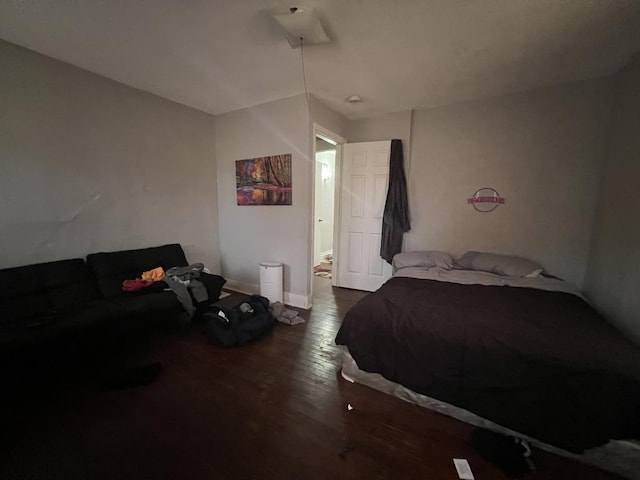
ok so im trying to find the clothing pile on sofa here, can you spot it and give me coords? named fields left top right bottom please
left=120, top=262, right=220, bottom=318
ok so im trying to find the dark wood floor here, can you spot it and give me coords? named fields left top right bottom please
left=0, top=277, right=622, bottom=479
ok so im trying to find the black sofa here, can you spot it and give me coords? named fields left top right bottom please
left=0, top=244, right=225, bottom=386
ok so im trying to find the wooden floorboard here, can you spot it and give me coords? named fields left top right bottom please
left=0, top=277, right=623, bottom=479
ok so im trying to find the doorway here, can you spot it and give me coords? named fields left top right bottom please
left=313, top=134, right=336, bottom=282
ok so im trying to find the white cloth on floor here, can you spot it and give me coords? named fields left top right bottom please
left=270, top=301, right=305, bottom=325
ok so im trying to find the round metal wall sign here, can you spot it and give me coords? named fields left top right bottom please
left=467, top=188, right=505, bottom=212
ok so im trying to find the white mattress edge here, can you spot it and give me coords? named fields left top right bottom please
left=340, top=347, right=640, bottom=480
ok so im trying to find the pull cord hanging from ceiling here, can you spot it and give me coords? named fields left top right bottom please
left=299, top=37, right=312, bottom=114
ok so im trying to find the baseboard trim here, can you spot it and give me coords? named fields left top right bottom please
left=224, top=279, right=311, bottom=310
left=223, top=279, right=259, bottom=296
left=285, top=292, right=312, bottom=310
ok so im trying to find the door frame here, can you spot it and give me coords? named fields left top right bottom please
left=311, top=123, right=346, bottom=298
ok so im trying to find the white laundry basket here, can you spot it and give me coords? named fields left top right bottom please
left=259, top=262, right=283, bottom=304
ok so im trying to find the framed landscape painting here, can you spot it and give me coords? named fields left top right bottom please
left=236, top=154, right=292, bottom=206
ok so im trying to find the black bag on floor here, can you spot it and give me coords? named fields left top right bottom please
left=471, top=428, right=534, bottom=478
left=203, top=295, right=275, bottom=347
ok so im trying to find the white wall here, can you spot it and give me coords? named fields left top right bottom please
left=310, top=95, right=350, bottom=141
left=404, top=79, right=614, bottom=288
left=215, top=95, right=312, bottom=307
left=584, top=59, right=640, bottom=344
left=0, top=40, right=220, bottom=270
left=347, top=110, right=412, bottom=164
left=4, top=38, right=623, bottom=315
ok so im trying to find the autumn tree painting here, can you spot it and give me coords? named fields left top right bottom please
left=236, top=154, right=292, bottom=205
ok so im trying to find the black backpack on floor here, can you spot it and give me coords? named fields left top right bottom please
left=202, top=295, right=275, bottom=347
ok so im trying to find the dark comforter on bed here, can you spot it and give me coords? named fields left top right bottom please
left=335, top=276, right=640, bottom=452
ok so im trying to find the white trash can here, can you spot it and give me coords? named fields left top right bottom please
left=259, top=261, right=283, bottom=304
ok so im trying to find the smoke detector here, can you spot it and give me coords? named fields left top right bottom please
left=272, top=7, right=330, bottom=48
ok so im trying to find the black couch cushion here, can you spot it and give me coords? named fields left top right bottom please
left=0, top=294, right=183, bottom=358
left=87, top=244, right=188, bottom=298
left=0, top=300, right=124, bottom=351
left=109, top=291, right=183, bottom=317
left=0, top=259, right=100, bottom=325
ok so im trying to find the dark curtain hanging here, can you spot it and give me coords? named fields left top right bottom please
left=380, top=139, right=411, bottom=264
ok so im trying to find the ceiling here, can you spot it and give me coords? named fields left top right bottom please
left=1, top=0, right=640, bottom=120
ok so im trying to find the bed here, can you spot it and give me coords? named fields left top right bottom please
left=335, top=251, right=640, bottom=478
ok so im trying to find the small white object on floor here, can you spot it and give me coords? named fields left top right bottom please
left=270, top=301, right=305, bottom=325
left=347, top=403, right=354, bottom=411
left=453, top=458, right=474, bottom=480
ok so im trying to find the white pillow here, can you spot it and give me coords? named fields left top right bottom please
left=525, top=268, right=543, bottom=278
left=455, top=251, right=543, bottom=277
left=392, top=251, right=454, bottom=270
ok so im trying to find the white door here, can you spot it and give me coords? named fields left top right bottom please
left=336, top=141, right=392, bottom=291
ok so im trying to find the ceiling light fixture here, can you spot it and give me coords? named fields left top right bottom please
left=346, top=95, right=362, bottom=103
left=272, top=7, right=330, bottom=49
